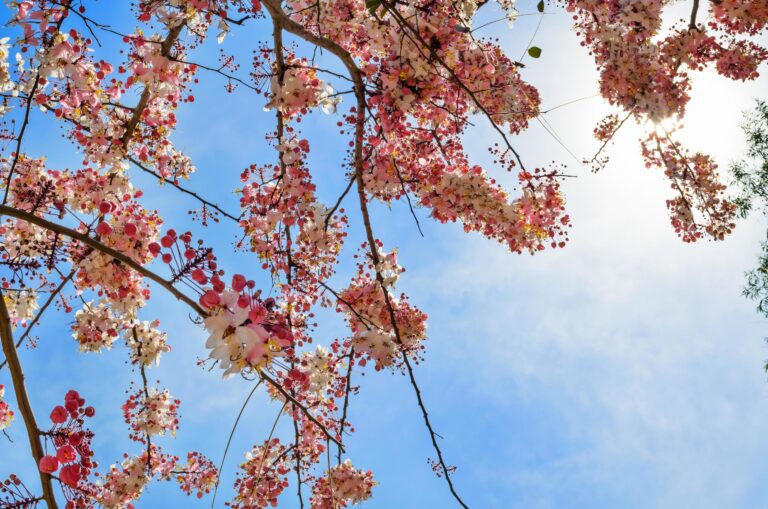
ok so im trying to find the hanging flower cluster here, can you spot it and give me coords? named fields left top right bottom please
left=229, top=439, right=291, bottom=509
left=4, top=288, right=37, bottom=327
left=265, top=55, right=341, bottom=117
left=640, top=131, right=737, bottom=242
left=125, top=320, right=171, bottom=367
left=174, top=451, right=219, bottom=499
left=0, top=36, right=15, bottom=98
left=310, top=460, right=376, bottom=509
left=38, top=390, right=97, bottom=491
left=298, top=345, right=337, bottom=395
left=123, top=387, right=180, bottom=440
left=72, top=300, right=122, bottom=353
left=339, top=248, right=427, bottom=370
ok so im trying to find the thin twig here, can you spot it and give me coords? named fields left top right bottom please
left=128, top=157, right=240, bottom=222
left=0, top=269, right=75, bottom=371
left=211, top=380, right=263, bottom=508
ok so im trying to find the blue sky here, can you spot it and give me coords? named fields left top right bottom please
left=2, top=2, right=768, bottom=508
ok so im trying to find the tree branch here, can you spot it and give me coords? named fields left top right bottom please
left=0, top=205, right=204, bottom=316
left=259, top=371, right=343, bottom=451
left=0, top=289, right=59, bottom=509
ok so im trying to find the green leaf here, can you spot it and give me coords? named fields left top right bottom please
left=537, top=0, right=544, bottom=12
left=366, top=0, right=382, bottom=15
left=528, top=46, right=542, bottom=58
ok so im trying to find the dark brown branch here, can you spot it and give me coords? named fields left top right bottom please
left=392, top=158, right=424, bottom=237
left=292, top=415, right=305, bottom=509
left=324, top=174, right=356, bottom=232
left=1, top=76, right=40, bottom=206
left=336, top=345, right=355, bottom=464
left=354, top=162, right=470, bottom=509
left=169, top=56, right=259, bottom=92
left=0, top=290, right=59, bottom=509
left=0, top=205, right=204, bottom=316
left=588, top=110, right=632, bottom=168
left=689, top=0, right=701, bottom=29
left=316, top=280, right=373, bottom=330
left=131, top=326, right=153, bottom=472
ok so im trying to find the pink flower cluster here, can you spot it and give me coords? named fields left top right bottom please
left=229, top=439, right=290, bottom=509
left=94, top=447, right=174, bottom=509
left=72, top=301, right=122, bottom=353
left=310, top=460, right=376, bottom=509
left=0, top=384, right=13, bottom=431
left=38, top=390, right=97, bottom=491
left=641, top=132, right=736, bottom=242
left=265, top=55, right=340, bottom=117
left=239, top=135, right=348, bottom=310
left=122, top=387, right=180, bottom=441
left=175, top=451, right=219, bottom=499
left=339, top=249, right=428, bottom=370
left=201, top=275, right=294, bottom=377
left=711, top=0, right=768, bottom=35
left=94, top=445, right=218, bottom=507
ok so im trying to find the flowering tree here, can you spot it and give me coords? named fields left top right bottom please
left=0, top=0, right=765, bottom=507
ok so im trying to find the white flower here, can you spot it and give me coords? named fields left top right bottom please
left=319, top=84, right=341, bottom=114
left=73, top=300, right=122, bottom=352
left=5, top=288, right=38, bottom=326
left=301, top=346, right=335, bottom=394
left=126, top=320, right=170, bottom=366
left=217, top=18, right=229, bottom=44
left=354, top=329, right=397, bottom=367
left=204, top=291, right=275, bottom=377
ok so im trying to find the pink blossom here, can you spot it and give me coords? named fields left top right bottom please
left=39, top=455, right=59, bottom=474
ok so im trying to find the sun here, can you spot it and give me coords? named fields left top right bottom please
left=651, top=115, right=681, bottom=136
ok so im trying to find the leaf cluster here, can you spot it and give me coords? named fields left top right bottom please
left=731, top=100, right=768, bottom=319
